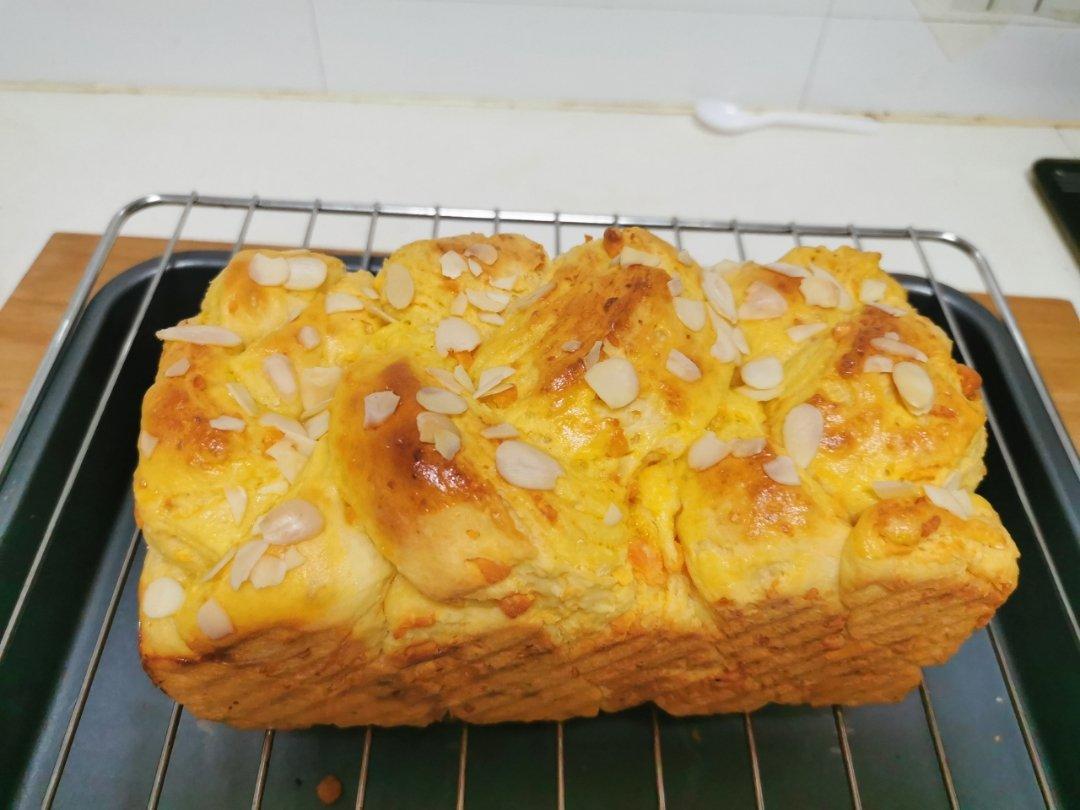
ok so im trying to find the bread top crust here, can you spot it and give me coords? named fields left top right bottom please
left=134, top=228, right=1016, bottom=659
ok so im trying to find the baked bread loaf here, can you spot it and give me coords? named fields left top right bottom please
left=134, top=227, right=1018, bottom=729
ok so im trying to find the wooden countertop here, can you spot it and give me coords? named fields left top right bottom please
left=1, top=232, right=1078, bottom=447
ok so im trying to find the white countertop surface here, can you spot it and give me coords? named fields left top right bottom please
left=1, top=89, right=1078, bottom=313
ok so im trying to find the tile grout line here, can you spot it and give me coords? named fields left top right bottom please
left=306, top=0, right=330, bottom=93
left=797, top=0, right=832, bottom=111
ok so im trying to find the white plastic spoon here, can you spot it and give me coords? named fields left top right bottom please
left=695, top=99, right=881, bottom=136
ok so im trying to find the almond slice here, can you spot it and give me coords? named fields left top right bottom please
left=677, top=249, right=694, bottom=265
left=435, top=317, right=481, bottom=356
left=427, top=367, right=467, bottom=394
left=283, top=548, right=305, bottom=570
left=143, top=577, right=185, bottom=619
left=870, top=302, right=907, bottom=317
left=783, top=403, right=823, bottom=468
left=479, top=313, right=505, bottom=326
left=871, top=336, right=928, bottom=362
left=481, top=422, right=519, bottom=439
left=583, top=340, right=603, bottom=370
left=266, top=439, right=309, bottom=483
left=509, top=280, right=555, bottom=311
left=619, top=247, right=662, bottom=267
left=197, top=598, right=234, bottom=639
left=924, top=484, right=973, bottom=520
left=465, top=243, right=498, bottom=265
left=666, top=349, right=701, bottom=382
left=765, top=261, right=809, bottom=279
left=731, top=437, right=766, bottom=457
left=786, top=322, right=826, bottom=343
left=892, top=361, right=935, bottom=415
left=383, top=263, right=415, bottom=309
left=674, top=297, right=707, bottom=332
left=138, top=431, right=159, bottom=457
left=297, top=325, right=321, bottom=349
left=740, top=356, right=783, bottom=390
left=475, top=366, right=515, bottom=398
left=495, top=440, right=563, bottom=490
left=257, top=479, right=289, bottom=497
left=325, top=292, right=365, bottom=314
left=249, top=253, right=290, bottom=286
left=259, top=498, right=325, bottom=545
left=250, top=556, right=288, bottom=589
left=284, top=295, right=307, bottom=322
left=453, top=364, right=474, bottom=392
left=230, top=539, right=269, bottom=589
left=263, top=353, right=297, bottom=399
left=440, top=251, right=467, bottom=279
left=364, top=391, right=400, bottom=427
left=304, top=410, right=330, bottom=440
left=417, top=411, right=457, bottom=443
left=738, top=281, right=788, bottom=320
left=736, top=384, right=782, bottom=402
left=667, top=276, right=684, bottom=297
left=863, top=355, right=894, bottom=373
left=491, top=274, right=518, bottom=291
left=210, top=415, right=245, bottom=432
left=359, top=286, right=379, bottom=300
left=201, top=548, right=237, bottom=583
left=584, top=358, right=639, bottom=409
left=688, top=431, right=730, bottom=471
left=702, top=270, right=737, bottom=322
left=164, top=357, right=191, bottom=377
left=224, top=486, right=248, bottom=523
left=871, top=480, right=919, bottom=499
left=763, top=455, right=800, bottom=486
left=259, top=413, right=311, bottom=447
left=561, top=339, right=582, bottom=352
left=226, top=382, right=258, bottom=416
left=450, top=292, right=468, bottom=315
left=416, top=387, right=468, bottom=415
left=603, top=504, right=623, bottom=526
left=809, top=265, right=854, bottom=310
left=799, top=276, right=839, bottom=308
left=299, top=366, right=342, bottom=412
left=434, top=429, right=462, bottom=460
left=732, top=327, right=750, bottom=355
left=467, top=289, right=512, bottom=313
left=859, top=279, right=887, bottom=304
left=467, top=258, right=483, bottom=277
left=708, top=311, right=739, bottom=363
left=710, top=259, right=742, bottom=275
left=156, top=324, right=242, bottom=347
left=285, top=256, right=327, bottom=290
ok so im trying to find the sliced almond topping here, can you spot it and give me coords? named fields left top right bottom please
left=583, top=340, right=603, bottom=370
left=227, top=382, right=258, bottom=416
left=304, top=410, right=330, bottom=440
left=156, top=324, right=242, bottom=347
left=481, top=422, right=519, bottom=439
left=863, top=355, right=894, bottom=373
left=299, top=366, right=342, bottom=412
left=763, top=455, right=800, bottom=486
left=944, top=470, right=963, bottom=490
left=731, top=437, right=766, bottom=457
left=250, top=556, right=287, bottom=589
left=702, top=270, right=737, bottom=322
left=872, top=336, right=928, bottom=362
left=475, top=366, right=515, bottom=398
left=786, top=322, right=827, bottom=343
left=924, top=484, right=973, bottom=520
left=561, top=339, right=582, bottom=352
left=741, top=356, right=783, bottom=390
left=435, top=317, right=481, bottom=356
left=416, top=387, right=468, bottom=414
left=465, top=243, right=498, bottom=265
left=799, top=276, right=839, bottom=308
left=257, top=479, right=289, bottom=497
left=688, top=431, right=730, bottom=471
left=619, top=246, right=662, bottom=267
left=603, top=504, right=623, bottom=526
left=440, top=251, right=467, bottom=279
left=732, top=327, right=750, bottom=356
left=872, top=480, right=919, bottom=499
left=783, top=403, right=823, bottom=468
left=677, top=249, right=694, bottom=265
left=450, top=292, right=468, bottom=316
left=765, top=261, right=809, bottom=279
left=453, top=364, right=474, bottom=392
left=364, top=390, right=400, bottom=427
left=297, top=325, right=321, bottom=349
left=138, top=431, right=159, bottom=457
left=467, top=289, right=512, bottom=313
left=259, top=413, right=311, bottom=447
left=739, top=281, right=788, bottom=320
left=366, top=303, right=398, bottom=323
left=870, top=302, right=907, bottom=317
left=674, top=297, right=707, bottom=332
left=259, top=498, right=325, bottom=545
left=197, top=598, right=234, bottom=640
left=495, top=440, right=563, bottom=490
left=710, top=259, right=742, bottom=276
left=428, top=367, right=467, bottom=394
left=284, top=295, right=307, bottom=323
left=164, top=357, right=191, bottom=377
left=210, top=415, right=245, bottom=432
left=359, top=286, right=379, bottom=300
left=284, top=256, right=327, bottom=290
left=736, top=384, right=782, bottom=402
left=509, top=280, right=555, bottom=311
left=249, top=253, right=290, bottom=286
left=434, top=429, right=462, bottom=460
left=143, top=577, right=185, bottom=619
left=202, top=548, right=237, bottom=583
left=467, top=258, right=483, bottom=277
left=859, top=279, right=887, bottom=304
left=667, top=276, right=684, bottom=297
left=224, top=486, right=248, bottom=523
left=230, top=539, right=269, bottom=589
left=263, top=353, right=297, bottom=399
left=584, top=357, right=639, bottom=409
left=666, top=349, right=701, bottom=382
left=885, top=331, right=900, bottom=340
left=266, top=439, right=309, bottom=483
left=283, top=548, right=305, bottom=570
left=892, top=361, right=935, bottom=415
left=810, top=265, right=854, bottom=310
left=417, top=411, right=457, bottom=443
left=491, top=274, right=518, bottom=291
left=383, top=263, right=415, bottom=309
left=325, top=292, right=365, bottom=314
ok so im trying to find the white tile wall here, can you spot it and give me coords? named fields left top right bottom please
left=0, top=0, right=1077, bottom=119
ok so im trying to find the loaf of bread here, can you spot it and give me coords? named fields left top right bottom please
left=134, top=227, right=1018, bottom=729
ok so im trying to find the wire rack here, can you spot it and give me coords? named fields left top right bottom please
left=2, top=193, right=1078, bottom=809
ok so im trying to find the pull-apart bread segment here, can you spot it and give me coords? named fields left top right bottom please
left=135, top=229, right=1018, bottom=728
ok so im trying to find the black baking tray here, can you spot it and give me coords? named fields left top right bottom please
left=1, top=252, right=1078, bottom=808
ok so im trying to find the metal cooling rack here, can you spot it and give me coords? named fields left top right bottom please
left=2, top=193, right=1078, bottom=809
